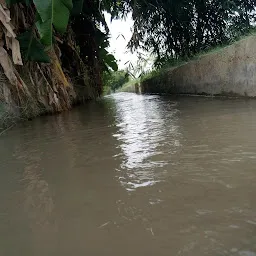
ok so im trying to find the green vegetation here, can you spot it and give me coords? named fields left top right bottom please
left=0, top=0, right=122, bottom=98
left=2, top=0, right=255, bottom=82
left=138, top=28, right=256, bottom=84
left=117, top=79, right=140, bottom=93
left=1, top=0, right=256, bottom=90
left=0, top=0, right=121, bottom=129
left=103, top=70, right=130, bottom=94
left=0, top=0, right=256, bottom=128
left=124, top=0, right=256, bottom=67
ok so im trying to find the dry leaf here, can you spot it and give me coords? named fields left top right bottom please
left=0, top=5, right=15, bottom=37
left=0, top=3, right=23, bottom=87
left=0, top=4, right=10, bottom=22
left=0, top=46, right=17, bottom=85
left=2, top=83, right=12, bottom=104
left=4, top=31, right=11, bottom=49
left=12, top=38, right=23, bottom=65
left=0, top=28, right=4, bottom=47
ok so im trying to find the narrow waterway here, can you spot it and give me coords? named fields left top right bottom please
left=1, top=93, right=256, bottom=256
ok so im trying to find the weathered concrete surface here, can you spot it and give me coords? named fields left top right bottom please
left=141, top=35, right=256, bottom=97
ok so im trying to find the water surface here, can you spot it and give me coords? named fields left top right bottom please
left=1, top=93, right=256, bottom=256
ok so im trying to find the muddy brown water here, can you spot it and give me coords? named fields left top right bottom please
left=1, top=93, right=256, bottom=256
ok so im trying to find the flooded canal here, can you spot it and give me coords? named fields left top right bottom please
left=0, top=93, right=256, bottom=256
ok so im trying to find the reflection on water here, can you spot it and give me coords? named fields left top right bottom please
left=22, top=164, right=55, bottom=228
left=112, top=93, right=181, bottom=191
left=1, top=93, right=256, bottom=256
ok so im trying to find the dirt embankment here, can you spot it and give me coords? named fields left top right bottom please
left=141, top=35, right=256, bottom=97
left=0, top=58, right=99, bottom=131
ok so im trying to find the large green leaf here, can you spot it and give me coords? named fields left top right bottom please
left=18, top=30, right=50, bottom=63
left=35, top=14, right=52, bottom=46
left=104, top=54, right=118, bottom=72
left=33, top=0, right=73, bottom=46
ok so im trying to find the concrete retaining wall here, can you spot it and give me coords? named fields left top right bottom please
left=141, top=35, right=256, bottom=97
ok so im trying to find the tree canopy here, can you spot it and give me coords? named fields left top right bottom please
left=122, top=0, right=256, bottom=67
left=1, top=0, right=256, bottom=89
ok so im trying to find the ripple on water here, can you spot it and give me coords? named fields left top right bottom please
left=238, top=251, right=256, bottom=256
left=2, top=93, right=256, bottom=255
left=112, top=93, right=181, bottom=191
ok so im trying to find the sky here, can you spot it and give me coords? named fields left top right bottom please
left=105, top=13, right=154, bottom=76
left=105, top=13, right=138, bottom=70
